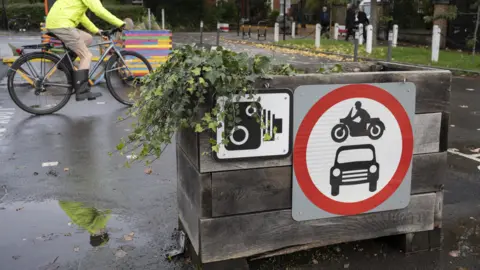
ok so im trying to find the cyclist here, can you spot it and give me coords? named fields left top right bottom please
left=45, top=0, right=125, bottom=101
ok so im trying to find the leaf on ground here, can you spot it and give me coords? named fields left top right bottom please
left=449, top=250, right=460, bottom=257
left=64, top=168, right=69, bottom=172
left=124, top=232, right=135, bottom=241
left=144, top=168, right=153, bottom=175
left=115, top=249, right=127, bottom=258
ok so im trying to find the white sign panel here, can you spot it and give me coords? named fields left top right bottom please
left=215, top=89, right=293, bottom=160
left=292, top=83, right=416, bottom=221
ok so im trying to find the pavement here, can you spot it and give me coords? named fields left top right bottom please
left=0, top=32, right=479, bottom=270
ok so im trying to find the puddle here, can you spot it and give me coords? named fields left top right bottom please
left=0, top=200, right=150, bottom=269
left=447, top=218, right=480, bottom=258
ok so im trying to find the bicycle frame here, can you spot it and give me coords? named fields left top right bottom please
left=15, top=35, right=133, bottom=90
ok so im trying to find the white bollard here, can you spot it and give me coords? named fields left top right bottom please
left=334, top=23, right=339, bottom=40
left=366, top=25, right=373, bottom=54
left=148, top=8, right=152, bottom=30
left=315, top=24, right=321, bottom=48
left=358, top=23, right=364, bottom=45
left=393, top=24, right=398, bottom=47
left=431, top=25, right=441, bottom=62
left=292, top=22, right=296, bottom=38
left=274, top=23, right=279, bottom=42
left=162, top=9, right=165, bottom=29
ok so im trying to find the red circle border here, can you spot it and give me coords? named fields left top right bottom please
left=293, top=84, right=414, bottom=215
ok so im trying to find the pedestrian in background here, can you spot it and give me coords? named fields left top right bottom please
left=357, top=6, right=369, bottom=42
left=345, top=4, right=355, bottom=41
left=320, top=6, right=330, bottom=35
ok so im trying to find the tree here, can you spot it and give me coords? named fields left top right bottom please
left=370, top=0, right=378, bottom=46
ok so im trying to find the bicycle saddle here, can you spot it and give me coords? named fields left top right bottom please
left=45, top=32, right=60, bottom=39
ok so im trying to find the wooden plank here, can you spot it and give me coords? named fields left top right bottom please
left=209, top=152, right=446, bottom=217
left=211, top=166, right=292, bottom=217
left=199, top=193, right=436, bottom=263
left=434, top=190, right=444, bottom=228
left=176, top=128, right=200, bottom=171
left=256, top=70, right=451, bottom=114
left=177, top=145, right=212, bottom=218
left=177, top=145, right=212, bottom=254
left=411, top=152, right=447, bottom=194
left=439, top=112, right=450, bottom=152
left=413, top=113, right=442, bottom=154
left=377, top=61, right=438, bottom=71
left=198, top=113, right=443, bottom=173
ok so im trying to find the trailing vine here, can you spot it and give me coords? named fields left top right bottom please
left=115, top=45, right=296, bottom=166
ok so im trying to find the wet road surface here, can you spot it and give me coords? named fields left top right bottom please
left=0, top=33, right=480, bottom=270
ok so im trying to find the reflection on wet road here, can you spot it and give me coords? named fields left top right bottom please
left=0, top=78, right=181, bottom=270
left=0, top=200, right=151, bottom=270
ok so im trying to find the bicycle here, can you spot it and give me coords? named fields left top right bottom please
left=6, top=27, right=153, bottom=115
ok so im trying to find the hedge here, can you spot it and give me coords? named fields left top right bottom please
left=1, top=4, right=146, bottom=31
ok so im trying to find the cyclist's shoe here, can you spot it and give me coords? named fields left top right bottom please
left=73, top=69, right=102, bottom=101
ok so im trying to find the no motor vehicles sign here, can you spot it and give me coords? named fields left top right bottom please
left=292, top=83, right=415, bottom=221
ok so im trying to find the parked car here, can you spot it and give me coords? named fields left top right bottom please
left=330, top=144, right=380, bottom=196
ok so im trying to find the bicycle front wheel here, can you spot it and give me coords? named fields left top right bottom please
left=7, top=52, right=73, bottom=115
left=105, top=50, right=153, bottom=106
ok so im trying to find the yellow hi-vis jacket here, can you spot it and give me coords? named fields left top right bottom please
left=45, top=0, right=124, bottom=34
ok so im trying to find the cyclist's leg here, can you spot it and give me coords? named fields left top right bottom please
left=48, top=28, right=100, bottom=101
left=77, top=30, right=93, bottom=69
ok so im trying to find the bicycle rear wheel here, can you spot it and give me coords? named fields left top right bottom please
left=105, top=50, right=153, bottom=106
left=7, top=52, right=73, bottom=115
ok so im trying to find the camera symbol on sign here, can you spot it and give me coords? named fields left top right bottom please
left=225, top=101, right=284, bottom=151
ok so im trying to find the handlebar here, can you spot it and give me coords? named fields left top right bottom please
left=100, top=26, right=125, bottom=38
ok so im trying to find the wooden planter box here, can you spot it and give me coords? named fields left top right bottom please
left=176, top=61, right=450, bottom=269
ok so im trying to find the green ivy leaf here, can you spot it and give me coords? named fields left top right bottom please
left=194, top=124, right=204, bottom=133
left=192, top=67, right=201, bottom=76
left=116, top=139, right=125, bottom=151
left=212, top=144, right=220, bottom=152
left=208, top=121, right=218, bottom=131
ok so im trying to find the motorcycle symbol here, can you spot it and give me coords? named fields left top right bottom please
left=331, top=102, right=386, bottom=143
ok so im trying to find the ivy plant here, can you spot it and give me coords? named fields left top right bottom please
left=116, top=45, right=295, bottom=166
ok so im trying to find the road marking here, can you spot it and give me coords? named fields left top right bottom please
left=448, top=148, right=480, bottom=164
left=466, top=88, right=475, bottom=91
left=42, top=162, right=59, bottom=167
left=97, top=102, right=106, bottom=105
left=460, top=105, right=469, bottom=108
left=0, top=108, right=15, bottom=138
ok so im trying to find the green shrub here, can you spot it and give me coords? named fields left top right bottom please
left=1, top=4, right=46, bottom=28
left=268, top=11, right=280, bottom=25
left=0, top=4, right=145, bottom=31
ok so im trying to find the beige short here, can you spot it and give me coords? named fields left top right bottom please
left=46, top=28, right=92, bottom=58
